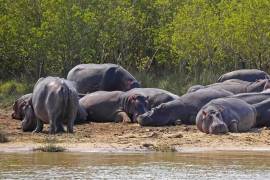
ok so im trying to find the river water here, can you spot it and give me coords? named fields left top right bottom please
left=1, top=151, right=270, bottom=179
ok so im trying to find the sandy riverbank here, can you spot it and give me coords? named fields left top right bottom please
left=1, top=108, right=270, bottom=153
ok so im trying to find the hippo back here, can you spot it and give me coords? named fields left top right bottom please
left=217, top=69, right=270, bottom=82
left=67, top=63, right=140, bottom=93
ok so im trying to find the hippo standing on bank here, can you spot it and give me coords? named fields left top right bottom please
left=22, top=77, right=79, bottom=133
left=196, top=97, right=270, bottom=134
left=79, top=91, right=148, bottom=123
left=187, top=79, right=270, bottom=94
left=125, top=88, right=179, bottom=109
left=137, top=88, right=233, bottom=126
left=67, top=63, right=140, bottom=94
left=217, top=69, right=270, bottom=82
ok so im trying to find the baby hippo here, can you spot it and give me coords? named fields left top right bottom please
left=196, top=98, right=257, bottom=134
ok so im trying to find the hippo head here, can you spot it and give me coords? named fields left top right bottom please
left=116, top=68, right=140, bottom=91
left=124, top=94, right=149, bottom=122
left=122, top=79, right=140, bottom=91
left=11, top=94, right=32, bottom=120
left=136, top=103, right=171, bottom=126
left=196, top=107, right=229, bottom=134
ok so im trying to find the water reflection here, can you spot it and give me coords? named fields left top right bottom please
left=1, top=151, right=270, bottom=179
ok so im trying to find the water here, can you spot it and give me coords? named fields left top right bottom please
left=1, top=151, right=270, bottom=179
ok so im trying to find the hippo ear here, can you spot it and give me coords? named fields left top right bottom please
left=202, top=110, right=207, bottom=118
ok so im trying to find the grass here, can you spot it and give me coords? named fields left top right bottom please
left=0, top=131, right=9, bottom=143
left=0, top=80, right=33, bottom=108
left=33, top=137, right=66, bottom=152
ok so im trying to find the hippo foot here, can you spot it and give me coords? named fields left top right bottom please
left=174, top=119, right=182, bottom=126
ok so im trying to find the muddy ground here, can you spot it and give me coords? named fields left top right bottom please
left=1, top=107, right=270, bottom=152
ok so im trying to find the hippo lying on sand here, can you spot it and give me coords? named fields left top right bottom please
left=137, top=88, right=233, bottom=126
left=187, top=79, right=270, bottom=94
left=23, top=77, right=79, bottom=134
left=217, top=69, right=269, bottom=82
left=125, top=88, right=179, bottom=108
left=12, top=93, right=32, bottom=120
left=67, top=63, right=140, bottom=94
left=79, top=91, right=148, bottom=123
left=196, top=98, right=270, bottom=134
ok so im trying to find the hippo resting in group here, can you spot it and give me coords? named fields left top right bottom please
left=125, top=88, right=179, bottom=108
left=196, top=97, right=270, bottom=134
left=187, top=79, right=270, bottom=94
left=67, top=63, right=140, bottom=94
left=79, top=91, right=148, bottom=123
left=22, top=77, right=79, bottom=134
left=136, top=88, right=233, bottom=126
left=217, top=69, right=270, bottom=82
left=12, top=93, right=32, bottom=120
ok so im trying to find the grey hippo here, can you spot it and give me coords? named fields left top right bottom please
left=125, top=88, right=179, bottom=108
left=217, top=69, right=270, bottom=82
left=67, top=63, right=140, bottom=94
left=136, top=88, right=233, bottom=126
left=196, top=97, right=270, bottom=134
left=79, top=91, right=149, bottom=123
left=22, top=77, right=79, bottom=134
left=187, top=79, right=270, bottom=94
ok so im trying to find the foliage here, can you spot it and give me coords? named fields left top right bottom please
left=0, top=0, right=269, bottom=81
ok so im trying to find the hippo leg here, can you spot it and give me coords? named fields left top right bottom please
left=66, top=119, right=74, bottom=133
left=114, top=111, right=131, bottom=123
left=33, top=119, right=44, bottom=133
left=56, top=120, right=65, bottom=133
left=228, top=120, right=238, bottom=133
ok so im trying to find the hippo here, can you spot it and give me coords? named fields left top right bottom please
left=196, top=97, right=270, bottom=134
left=124, top=88, right=179, bottom=108
left=23, top=77, right=79, bottom=134
left=67, top=63, right=140, bottom=94
left=196, top=98, right=256, bottom=134
left=12, top=93, right=32, bottom=120
left=231, top=91, right=270, bottom=105
left=79, top=91, right=148, bottom=123
left=187, top=79, right=270, bottom=94
left=217, top=69, right=270, bottom=82
left=136, top=88, right=233, bottom=126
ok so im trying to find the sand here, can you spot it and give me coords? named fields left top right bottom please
left=1, top=107, right=270, bottom=153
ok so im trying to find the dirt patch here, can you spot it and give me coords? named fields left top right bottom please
left=1, top=107, right=270, bottom=152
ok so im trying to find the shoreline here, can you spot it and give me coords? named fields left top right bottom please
left=1, top=142, right=270, bottom=153
left=2, top=109, right=270, bottom=154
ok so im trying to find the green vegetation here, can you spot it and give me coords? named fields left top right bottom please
left=34, top=137, right=66, bottom=152
left=0, top=0, right=269, bottom=82
left=0, top=80, right=32, bottom=107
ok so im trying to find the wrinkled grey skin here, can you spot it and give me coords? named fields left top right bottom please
left=23, top=77, right=79, bottom=134
left=187, top=85, right=205, bottom=93
left=67, top=63, right=140, bottom=94
left=125, top=88, right=179, bottom=109
left=231, top=91, right=270, bottom=105
left=217, top=69, right=270, bottom=82
left=196, top=98, right=257, bottom=134
left=137, top=88, right=233, bottom=126
left=187, top=79, right=270, bottom=94
left=79, top=91, right=149, bottom=123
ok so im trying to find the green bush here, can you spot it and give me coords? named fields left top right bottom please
left=0, top=81, right=28, bottom=95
